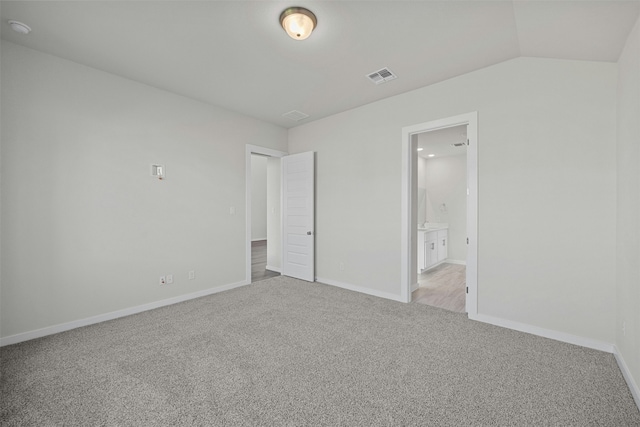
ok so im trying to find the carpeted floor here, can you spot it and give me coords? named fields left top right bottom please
left=1, top=276, right=639, bottom=426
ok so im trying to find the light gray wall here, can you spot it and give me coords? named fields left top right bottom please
left=417, top=157, right=427, bottom=225
left=251, top=155, right=267, bottom=241
left=0, top=41, right=287, bottom=338
left=616, top=15, right=640, bottom=397
left=288, top=57, right=617, bottom=344
left=424, top=155, right=467, bottom=263
left=266, top=157, right=282, bottom=271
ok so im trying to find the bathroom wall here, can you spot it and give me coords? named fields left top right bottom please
left=423, top=154, right=467, bottom=263
left=417, top=156, right=428, bottom=225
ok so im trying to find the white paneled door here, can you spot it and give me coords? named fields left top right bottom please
left=282, top=152, right=315, bottom=282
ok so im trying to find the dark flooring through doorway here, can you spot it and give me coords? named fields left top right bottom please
left=251, top=240, right=280, bottom=283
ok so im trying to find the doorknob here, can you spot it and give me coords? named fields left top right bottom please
left=307, top=231, right=313, bottom=235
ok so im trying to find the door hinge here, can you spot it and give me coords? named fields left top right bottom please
left=466, top=286, right=469, bottom=294
left=466, top=237, right=469, bottom=244
left=467, top=138, right=470, bottom=146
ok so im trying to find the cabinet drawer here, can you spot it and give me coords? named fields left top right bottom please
left=437, top=229, right=448, bottom=239
left=425, top=231, right=437, bottom=242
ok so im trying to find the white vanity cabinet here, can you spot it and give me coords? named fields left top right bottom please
left=417, top=226, right=448, bottom=273
left=437, top=229, right=448, bottom=263
left=425, top=232, right=438, bottom=269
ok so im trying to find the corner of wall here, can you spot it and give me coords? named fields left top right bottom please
left=615, top=13, right=640, bottom=409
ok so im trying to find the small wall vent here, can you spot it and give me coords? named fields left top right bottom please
left=366, top=67, right=397, bottom=85
left=451, top=142, right=466, bottom=147
left=282, top=110, right=309, bottom=121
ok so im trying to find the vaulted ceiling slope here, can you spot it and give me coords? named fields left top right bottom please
left=1, top=1, right=639, bottom=128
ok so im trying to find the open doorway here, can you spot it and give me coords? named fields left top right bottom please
left=245, top=145, right=288, bottom=284
left=401, top=112, right=478, bottom=318
left=250, top=154, right=281, bottom=282
left=412, top=125, right=468, bottom=312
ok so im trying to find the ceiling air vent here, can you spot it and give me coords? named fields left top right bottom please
left=366, top=67, right=397, bottom=85
left=282, top=110, right=310, bottom=121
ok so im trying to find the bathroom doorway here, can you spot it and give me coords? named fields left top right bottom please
left=400, top=112, right=478, bottom=317
left=412, top=125, right=468, bottom=312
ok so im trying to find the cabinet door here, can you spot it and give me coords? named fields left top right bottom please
left=426, top=239, right=437, bottom=268
left=437, top=230, right=448, bottom=262
left=417, top=231, right=425, bottom=273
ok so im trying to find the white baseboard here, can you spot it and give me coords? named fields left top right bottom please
left=469, top=313, right=615, bottom=353
left=411, top=282, right=419, bottom=292
left=420, top=258, right=465, bottom=273
left=315, top=276, right=404, bottom=303
left=0, top=280, right=250, bottom=347
left=265, top=265, right=281, bottom=273
left=251, top=238, right=266, bottom=242
left=613, top=345, right=640, bottom=412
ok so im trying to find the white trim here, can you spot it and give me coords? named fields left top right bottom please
left=420, top=259, right=447, bottom=273
left=470, top=313, right=615, bottom=353
left=316, top=277, right=405, bottom=303
left=246, top=144, right=288, bottom=284
left=251, top=238, right=267, bottom=242
left=265, top=265, right=281, bottom=273
left=0, top=280, right=249, bottom=347
left=401, top=112, right=478, bottom=316
left=613, top=345, right=640, bottom=411
left=400, top=128, right=412, bottom=303
left=445, top=259, right=467, bottom=266
left=411, top=282, right=419, bottom=292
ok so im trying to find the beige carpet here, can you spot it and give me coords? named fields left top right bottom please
left=2, top=276, right=639, bottom=426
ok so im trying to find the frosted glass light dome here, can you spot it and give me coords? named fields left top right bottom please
left=280, top=7, right=317, bottom=40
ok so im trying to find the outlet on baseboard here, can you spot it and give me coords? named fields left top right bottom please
left=159, top=276, right=166, bottom=286
left=167, top=274, right=173, bottom=284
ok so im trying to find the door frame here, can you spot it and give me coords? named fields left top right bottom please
left=400, top=112, right=478, bottom=317
left=245, top=144, right=288, bottom=284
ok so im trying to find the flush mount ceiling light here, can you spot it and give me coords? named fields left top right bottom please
left=8, top=20, right=31, bottom=35
left=280, top=7, right=316, bottom=40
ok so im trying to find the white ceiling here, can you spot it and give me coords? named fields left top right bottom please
left=417, top=125, right=468, bottom=159
left=1, top=1, right=638, bottom=129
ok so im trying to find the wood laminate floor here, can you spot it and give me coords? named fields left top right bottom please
left=252, top=240, right=280, bottom=283
left=412, top=263, right=466, bottom=313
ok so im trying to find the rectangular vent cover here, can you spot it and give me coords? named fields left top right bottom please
left=282, top=110, right=309, bottom=121
left=366, top=67, right=397, bottom=85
